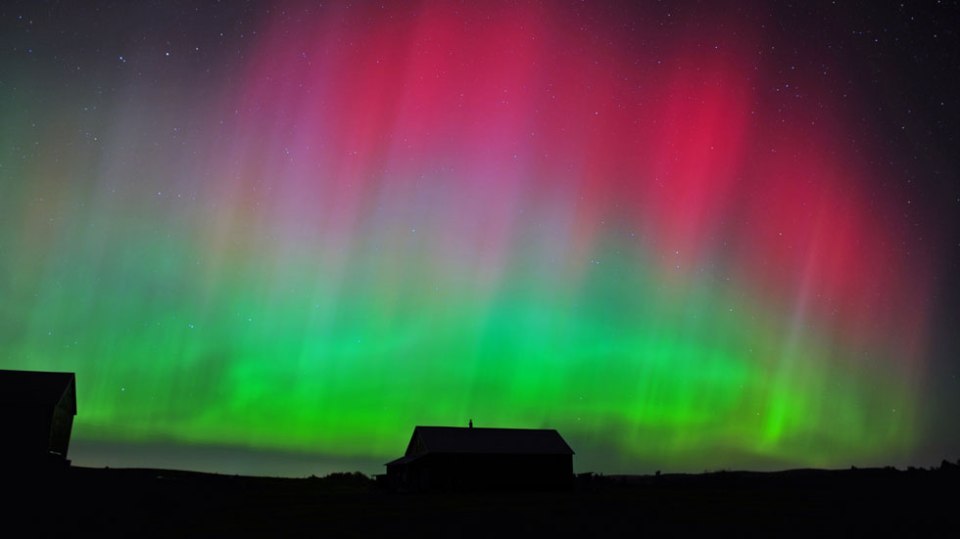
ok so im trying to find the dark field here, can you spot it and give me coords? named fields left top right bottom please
left=9, top=465, right=959, bottom=537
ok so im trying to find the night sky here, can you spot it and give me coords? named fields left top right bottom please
left=1, top=0, right=958, bottom=477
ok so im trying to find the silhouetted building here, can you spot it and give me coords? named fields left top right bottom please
left=385, top=426, right=574, bottom=491
left=0, top=369, right=77, bottom=466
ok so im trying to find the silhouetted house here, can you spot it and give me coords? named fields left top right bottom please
left=385, top=426, right=574, bottom=491
left=0, top=370, right=77, bottom=466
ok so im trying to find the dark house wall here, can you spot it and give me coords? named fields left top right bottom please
left=390, top=454, right=573, bottom=491
left=0, top=370, right=76, bottom=466
left=49, top=386, right=75, bottom=457
left=0, top=407, right=55, bottom=457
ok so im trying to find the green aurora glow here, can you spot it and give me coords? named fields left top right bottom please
left=0, top=0, right=944, bottom=475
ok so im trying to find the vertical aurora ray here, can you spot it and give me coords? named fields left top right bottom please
left=0, top=1, right=941, bottom=473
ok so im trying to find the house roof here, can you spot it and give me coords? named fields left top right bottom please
left=403, top=426, right=574, bottom=458
left=385, top=455, right=417, bottom=467
left=0, top=369, right=76, bottom=414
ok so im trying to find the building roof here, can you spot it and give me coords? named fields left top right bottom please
left=385, top=455, right=416, bottom=467
left=402, top=426, right=574, bottom=458
left=0, top=369, right=76, bottom=414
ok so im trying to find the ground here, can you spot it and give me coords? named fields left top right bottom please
left=8, top=465, right=958, bottom=537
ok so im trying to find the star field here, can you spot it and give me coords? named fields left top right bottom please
left=1, top=0, right=958, bottom=476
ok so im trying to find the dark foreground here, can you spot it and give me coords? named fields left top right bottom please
left=9, top=464, right=959, bottom=537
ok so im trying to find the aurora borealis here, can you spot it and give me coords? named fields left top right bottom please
left=2, top=1, right=958, bottom=476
